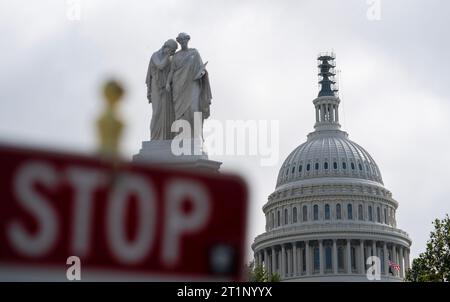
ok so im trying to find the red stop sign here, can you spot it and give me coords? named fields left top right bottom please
left=0, top=144, right=248, bottom=281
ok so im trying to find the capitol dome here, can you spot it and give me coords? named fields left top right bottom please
left=252, top=53, right=411, bottom=282
left=277, top=130, right=383, bottom=187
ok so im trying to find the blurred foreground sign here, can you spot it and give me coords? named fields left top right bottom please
left=0, top=144, right=248, bottom=281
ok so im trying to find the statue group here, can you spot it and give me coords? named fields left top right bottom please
left=146, top=32, right=212, bottom=141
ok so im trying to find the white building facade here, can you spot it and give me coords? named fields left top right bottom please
left=252, top=53, right=411, bottom=281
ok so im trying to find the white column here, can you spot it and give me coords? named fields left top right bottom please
left=335, top=104, right=339, bottom=122
left=293, top=243, right=298, bottom=277
left=321, top=104, right=325, bottom=121
left=305, top=241, right=311, bottom=276
left=287, top=247, right=292, bottom=277
left=346, top=240, right=352, bottom=274
left=281, top=244, right=286, bottom=278
left=360, top=240, right=365, bottom=274
left=319, top=240, right=324, bottom=275
left=271, top=247, right=276, bottom=275
left=399, top=247, right=404, bottom=279
left=383, top=242, right=389, bottom=276
left=264, top=249, right=269, bottom=274
left=330, top=105, right=334, bottom=122
left=392, top=245, right=397, bottom=277
left=405, top=249, right=410, bottom=271
left=333, top=239, right=338, bottom=274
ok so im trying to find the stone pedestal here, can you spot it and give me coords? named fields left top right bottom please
left=133, top=139, right=221, bottom=172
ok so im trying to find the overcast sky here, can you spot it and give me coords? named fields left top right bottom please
left=1, top=0, right=449, bottom=262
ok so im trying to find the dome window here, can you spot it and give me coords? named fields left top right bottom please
left=302, top=205, right=308, bottom=221
left=368, top=206, right=373, bottom=221
left=284, top=208, right=288, bottom=224
left=271, top=212, right=274, bottom=228
left=342, top=162, right=347, bottom=169
left=347, top=204, right=353, bottom=220
left=313, top=205, right=319, bottom=220
left=336, top=204, right=342, bottom=220
left=307, top=164, right=311, bottom=171
left=292, top=167, right=295, bottom=174
left=324, top=162, right=329, bottom=170
left=351, top=162, right=355, bottom=170
left=358, top=204, right=363, bottom=220
left=299, top=165, right=303, bottom=172
left=333, top=162, right=338, bottom=169
left=325, top=204, right=330, bottom=220
left=293, top=207, right=298, bottom=223
left=315, top=163, right=319, bottom=170
left=359, top=163, right=363, bottom=170
left=377, top=207, right=381, bottom=223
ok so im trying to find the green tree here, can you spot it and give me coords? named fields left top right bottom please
left=246, top=260, right=281, bottom=282
left=405, top=214, right=450, bottom=282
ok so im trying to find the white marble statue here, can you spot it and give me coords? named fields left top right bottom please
left=146, top=39, right=178, bottom=140
left=166, top=32, right=212, bottom=138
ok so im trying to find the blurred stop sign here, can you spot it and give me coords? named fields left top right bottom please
left=0, top=144, right=248, bottom=281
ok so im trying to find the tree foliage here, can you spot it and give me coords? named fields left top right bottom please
left=246, top=260, right=281, bottom=282
left=405, top=214, right=450, bottom=282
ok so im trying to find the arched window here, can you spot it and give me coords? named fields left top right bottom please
left=284, top=208, right=288, bottom=225
left=299, top=165, right=303, bottom=172
left=293, top=207, right=298, bottom=223
left=377, top=207, right=381, bottom=223
left=315, top=163, right=319, bottom=170
left=368, top=206, right=373, bottom=221
left=336, top=204, right=342, bottom=220
left=342, top=162, right=347, bottom=169
left=313, top=247, right=320, bottom=271
left=333, top=162, right=338, bottom=169
left=306, top=164, right=311, bottom=171
left=277, top=211, right=281, bottom=226
left=271, top=212, right=274, bottom=228
left=303, top=205, right=308, bottom=222
left=347, top=204, right=353, bottom=220
left=325, top=246, right=332, bottom=270
left=285, top=169, right=289, bottom=175
left=324, top=162, right=329, bottom=170
left=359, top=163, right=363, bottom=170
left=292, top=167, right=295, bottom=174
left=325, top=204, right=330, bottom=220
left=313, top=205, right=319, bottom=221
left=358, top=204, right=363, bottom=220
left=351, top=162, right=355, bottom=170
left=384, top=208, right=387, bottom=224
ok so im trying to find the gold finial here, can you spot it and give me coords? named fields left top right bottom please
left=97, top=79, right=125, bottom=160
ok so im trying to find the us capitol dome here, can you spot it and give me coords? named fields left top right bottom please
left=252, top=53, right=411, bottom=281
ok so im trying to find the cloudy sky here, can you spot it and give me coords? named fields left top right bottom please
left=1, top=0, right=449, bottom=262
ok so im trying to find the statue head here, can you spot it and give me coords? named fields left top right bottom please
left=162, top=39, right=177, bottom=55
left=176, top=32, right=190, bottom=50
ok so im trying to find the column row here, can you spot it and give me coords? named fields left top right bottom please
left=255, top=239, right=410, bottom=280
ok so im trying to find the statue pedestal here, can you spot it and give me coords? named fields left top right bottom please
left=133, top=139, right=221, bottom=172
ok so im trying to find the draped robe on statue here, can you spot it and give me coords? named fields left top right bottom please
left=146, top=50, right=175, bottom=140
left=170, top=48, right=212, bottom=138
